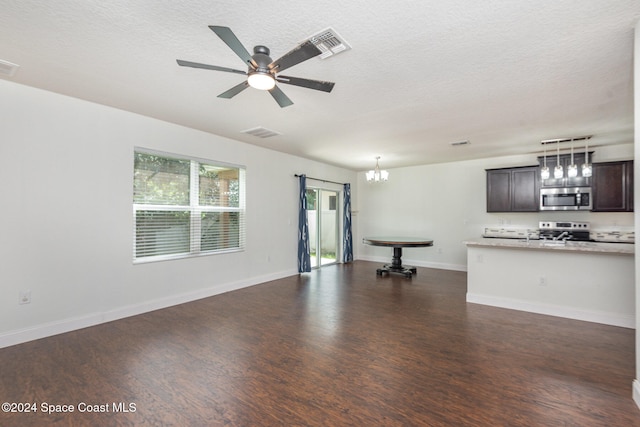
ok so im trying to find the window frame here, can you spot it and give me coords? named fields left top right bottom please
left=133, top=148, right=246, bottom=264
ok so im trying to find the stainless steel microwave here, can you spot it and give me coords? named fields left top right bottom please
left=540, top=187, right=592, bottom=211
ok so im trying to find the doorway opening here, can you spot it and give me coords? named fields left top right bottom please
left=306, top=187, right=340, bottom=268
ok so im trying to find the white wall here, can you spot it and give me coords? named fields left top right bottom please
left=0, top=80, right=356, bottom=348
left=356, top=146, right=634, bottom=271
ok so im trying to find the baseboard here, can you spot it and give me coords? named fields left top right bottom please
left=633, top=380, right=640, bottom=410
left=0, top=269, right=297, bottom=349
left=357, top=255, right=467, bottom=272
left=466, top=293, right=635, bottom=329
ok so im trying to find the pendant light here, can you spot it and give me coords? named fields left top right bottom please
left=553, top=142, right=563, bottom=179
left=540, top=144, right=550, bottom=180
left=567, top=142, right=578, bottom=178
left=365, top=156, right=389, bottom=182
left=582, top=139, right=592, bottom=177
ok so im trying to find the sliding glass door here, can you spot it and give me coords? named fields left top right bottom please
left=306, top=188, right=339, bottom=268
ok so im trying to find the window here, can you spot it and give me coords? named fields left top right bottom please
left=133, top=149, right=245, bottom=262
left=329, top=195, right=337, bottom=211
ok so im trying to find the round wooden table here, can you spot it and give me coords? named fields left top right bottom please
left=362, top=236, right=434, bottom=278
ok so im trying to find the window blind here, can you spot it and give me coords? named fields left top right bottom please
left=133, top=150, right=246, bottom=262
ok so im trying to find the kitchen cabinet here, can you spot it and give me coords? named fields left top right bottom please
left=486, top=166, right=539, bottom=212
left=592, top=160, right=634, bottom=212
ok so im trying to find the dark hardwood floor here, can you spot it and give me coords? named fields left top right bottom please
left=1, top=261, right=638, bottom=426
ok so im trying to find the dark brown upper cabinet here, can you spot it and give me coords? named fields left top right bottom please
left=486, top=166, right=540, bottom=212
left=592, top=160, right=633, bottom=212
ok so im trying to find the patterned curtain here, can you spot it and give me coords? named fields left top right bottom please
left=297, top=175, right=312, bottom=273
left=343, top=183, right=353, bottom=263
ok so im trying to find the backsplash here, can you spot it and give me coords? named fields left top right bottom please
left=590, top=230, right=635, bottom=243
left=483, top=226, right=634, bottom=243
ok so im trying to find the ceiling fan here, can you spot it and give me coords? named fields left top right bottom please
left=177, top=26, right=335, bottom=108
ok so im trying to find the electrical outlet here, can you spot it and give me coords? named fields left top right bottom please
left=539, top=276, right=547, bottom=286
left=19, top=290, right=31, bottom=305
left=437, top=247, right=443, bottom=254
left=476, top=254, right=484, bottom=263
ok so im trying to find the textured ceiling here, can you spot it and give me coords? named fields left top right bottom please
left=1, top=1, right=639, bottom=171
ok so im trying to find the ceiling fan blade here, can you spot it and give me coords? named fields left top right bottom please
left=269, top=86, right=294, bottom=108
left=218, top=81, right=250, bottom=99
left=176, top=59, right=247, bottom=76
left=209, top=26, right=257, bottom=68
left=268, top=40, right=322, bottom=73
left=276, top=75, right=335, bottom=93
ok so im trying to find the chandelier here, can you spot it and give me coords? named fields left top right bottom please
left=366, top=156, right=389, bottom=182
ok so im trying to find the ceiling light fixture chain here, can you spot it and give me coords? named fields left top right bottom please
left=567, top=142, right=578, bottom=178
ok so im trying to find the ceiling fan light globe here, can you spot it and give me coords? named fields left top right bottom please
left=248, top=72, right=275, bottom=90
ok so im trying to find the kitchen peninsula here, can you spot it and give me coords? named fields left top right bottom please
left=464, top=238, right=634, bottom=328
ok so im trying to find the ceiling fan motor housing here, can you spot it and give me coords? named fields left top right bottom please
left=247, top=45, right=276, bottom=90
left=251, top=45, right=273, bottom=72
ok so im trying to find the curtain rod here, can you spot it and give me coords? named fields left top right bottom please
left=294, top=174, right=348, bottom=186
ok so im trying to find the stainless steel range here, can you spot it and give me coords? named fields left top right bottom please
left=538, top=221, right=591, bottom=241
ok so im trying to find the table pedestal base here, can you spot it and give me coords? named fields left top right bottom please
left=376, top=247, right=417, bottom=278
left=376, top=264, right=417, bottom=278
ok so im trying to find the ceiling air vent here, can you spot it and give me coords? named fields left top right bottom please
left=306, top=27, right=351, bottom=59
left=241, top=126, right=281, bottom=139
left=0, top=59, right=19, bottom=77
left=450, top=140, right=470, bottom=147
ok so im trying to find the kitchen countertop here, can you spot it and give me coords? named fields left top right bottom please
left=464, top=238, right=634, bottom=255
